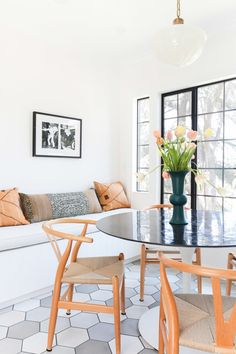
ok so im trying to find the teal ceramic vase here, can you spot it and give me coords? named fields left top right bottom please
left=169, top=171, right=188, bottom=225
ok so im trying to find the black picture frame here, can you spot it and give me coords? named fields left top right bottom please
left=33, top=111, right=82, bottom=158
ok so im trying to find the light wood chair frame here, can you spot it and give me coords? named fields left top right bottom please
left=159, top=252, right=236, bottom=354
left=139, top=204, right=202, bottom=301
left=226, top=252, right=236, bottom=296
left=42, top=218, right=125, bottom=354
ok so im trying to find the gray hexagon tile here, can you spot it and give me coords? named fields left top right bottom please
left=135, top=285, right=157, bottom=295
left=70, top=312, right=99, bottom=329
left=57, top=327, right=88, bottom=347
left=42, top=346, right=75, bottom=354
left=124, top=287, right=137, bottom=298
left=120, top=318, right=140, bottom=336
left=75, top=339, right=111, bottom=354
left=0, top=338, right=22, bottom=354
left=106, top=297, right=132, bottom=308
left=0, top=311, right=25, bottom=327
left=125, top=305, right=149, bottom=319
left=98, top=312, right=126, bottom=324
left=57, top=309, right=80, bottom=318
left=98, top=284, right=112, bottom=291
left=139, top=349, right=157, bottom=353
left=75, top=284, right=99, bottom=293
left=8, top=320, right=39, bottom=339
left=88, top=322, right=114, bottom=342
left=125, top=272, right=140, bottom=280
left=139, top=336, right=154, bottom=349
left=90, top=290, right=113, bottom=301
left=14, top=299, right=40, bottom=312
left=41, top=316, right=70, bottom=334
left=26, top=307, right=50, bottom=322
left=130, top=294, right=155, bottom=307
left=109, top=334, right=143, bottom=354
left=144, top=277, right=160, bottom=286
left=71, top=292, right=90, bottom=303
left=152, top=292, right=160, bottom=302
left=23, top=332, right=55, bottom=354
left=125, top=279, right=140, bottom=288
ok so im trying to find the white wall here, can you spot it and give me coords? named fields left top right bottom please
left=0, top=34, right=120, bottom=193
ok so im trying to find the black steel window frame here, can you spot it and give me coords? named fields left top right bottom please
left=136, top=97, right=150, bottom=192
left=161, top=77, right=236, bottom=210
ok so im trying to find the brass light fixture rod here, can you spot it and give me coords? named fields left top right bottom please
left=173, top=0, right=184, bottom=24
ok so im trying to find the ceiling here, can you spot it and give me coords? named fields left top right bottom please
left=1, top=0, right=236, bottom=62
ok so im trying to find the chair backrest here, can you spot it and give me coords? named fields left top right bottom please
left=145, top=203, right=172, bottom=210
left=159, top=252, right=236, bottom=353
left=42, top=218, right=96, bottom=264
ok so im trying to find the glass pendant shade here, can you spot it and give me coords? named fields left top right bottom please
left=156, top=24, right=207, bottom=67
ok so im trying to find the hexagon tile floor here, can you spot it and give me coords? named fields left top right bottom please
left=0, top=261, right=185, bottom=354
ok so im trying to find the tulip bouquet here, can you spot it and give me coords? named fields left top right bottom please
left=137, top=125, right=228, bottom=197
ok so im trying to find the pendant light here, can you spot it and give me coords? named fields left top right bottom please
left=156, top=0, right=207, bottom=67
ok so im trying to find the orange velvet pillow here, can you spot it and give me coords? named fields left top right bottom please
left=94, top=181, right=130, bottom=211
left=0, top=188, right=29, bottom=226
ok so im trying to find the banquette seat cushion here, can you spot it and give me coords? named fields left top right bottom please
left=0, top=208, right=132, bottom=252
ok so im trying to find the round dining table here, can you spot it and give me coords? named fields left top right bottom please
left=96, top=208, right=236, bottom=354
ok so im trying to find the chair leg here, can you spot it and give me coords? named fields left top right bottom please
left=47, top=281, right=61, bottom=351
left=66, top=284, right=74, bottom=315
left=113, top=276, right=121, bottom=354
left=140, top=244, right=146, bottom=302
left=121, top=275, right=126, bottom=315
left=158, top=295, right=165, bottom=354
left=226, top=253, right=234, bottom=296
left=195, top=248, right=202, bottom=294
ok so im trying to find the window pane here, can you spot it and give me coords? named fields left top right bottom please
left=178, top=116, right=191, bottom=130
left=163, top=178, right=172, bottom=194
left=164, top=95, right=177, bottom=118
left=197, top=196, right=222, bottom=211
left=224, top=198, right=236, bottom=212
left=137, top=169, right=149, bottom=192
left=198, top=83, right=224, bottom=114
left=137, top=97, right=150, bottom=192
left=224, top=170, right=236, bottom=198
left=225, top=111, right=236, bottom=139
left=196, top=169, right=223, bottom=196
left=138, top=122, right=149, bottom=144
left=197, top=141, right=223, bottom=168
left=164, top=118, right=178, bottom=133
left=225, top=80, right=236, bottom=110
left=163, top=193, right=171, bottom=204
left=138, top=98, right=150, bottom=122
left=198, top=113, right=223, bottom=140
left=185, top=173, right=191, bottom=194
left=178, top=92, right=191, bottom=116
left=138, top=145, right=149, bottom=168
left=224, top=141, right=236, bottom=168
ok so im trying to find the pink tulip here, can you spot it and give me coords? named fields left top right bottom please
left=162, top=171, right=170, bottom=180
left=153, top=130, right=161, bottom=138
left=187, top=130, right=198, bottom=141
left=166, top=130, right=173, bottom=140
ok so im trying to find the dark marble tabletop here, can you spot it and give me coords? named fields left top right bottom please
left=96, top=209, right=236, bottom=248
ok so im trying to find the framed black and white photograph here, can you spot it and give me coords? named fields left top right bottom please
left=33, top=112, right=82, bottom=158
